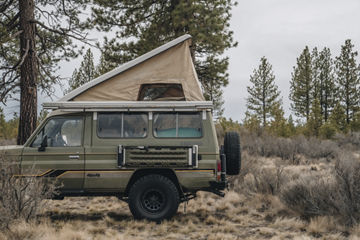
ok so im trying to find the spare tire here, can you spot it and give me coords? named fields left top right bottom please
left=224, top=132, right=241, bottom=175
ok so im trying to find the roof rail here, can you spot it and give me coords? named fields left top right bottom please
left=43, top=101, right=213, bottom=111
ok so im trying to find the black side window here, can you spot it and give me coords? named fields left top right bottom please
left=97, top=113, right=147, bottom=138
left=98, top=113, right=122, bottom=138
left=153, top=112, right=202, bottom=138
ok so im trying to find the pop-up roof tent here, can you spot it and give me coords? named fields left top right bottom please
left=60, top=34, right=205, bottom=102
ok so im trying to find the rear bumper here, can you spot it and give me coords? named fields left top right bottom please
left=208, top=150, right=228, bottom=194
left=210, top=180, right=228, bottom=191
left=204, top=180, right=227, bottom=197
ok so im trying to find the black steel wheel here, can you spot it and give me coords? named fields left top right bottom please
left=141, top=188, right=165, bottom=213
left=128, top=174, right=180, bottom=222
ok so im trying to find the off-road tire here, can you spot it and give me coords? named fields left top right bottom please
left=128, top=174, right=180, bottom=222
left=224, top=131, right=241, bottom=175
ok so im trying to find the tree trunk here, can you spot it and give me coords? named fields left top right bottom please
left=17, top=0, right=37, bottom=145
left=324, top=95, right=328, bottom=122
left=263, top=86, right=266, bottom=127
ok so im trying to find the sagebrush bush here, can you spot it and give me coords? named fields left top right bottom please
left=0, top=155, right=59, bottom=229
left=242, top=167, right=286, bottom=196
left=335, top=132, right=360, bottom=150
left=215, top=122, right=359, bottom=163
left=280, top=173, right=339, bottom=220
left=230, top=151, right=288, bottom=196
left=295, top=136, right=339, bottom=160
left=229, top=151, right=257, bottom=192
left=280, top=152, right=360, bottom=226
left=333, top=152, right=360, bottom=225
left=240, top=132, right=340, bottom=163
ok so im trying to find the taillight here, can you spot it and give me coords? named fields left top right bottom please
left=217, top=160, right=221, bottom=181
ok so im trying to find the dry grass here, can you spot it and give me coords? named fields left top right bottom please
left=0, top=190, right=347, bottom=239
left=2, top=134, right=360, bottom=239
left=1, top=191, right=356, bottom=240
left=0, top=155, right=58, bottom=230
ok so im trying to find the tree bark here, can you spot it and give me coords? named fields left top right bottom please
left=17, top=0, right=37, bottom=145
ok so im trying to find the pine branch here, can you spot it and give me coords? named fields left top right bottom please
left=0, top=0, right=15, bottom=13
left=35, top=6, right=58, bottom=25
left=6, top=12, right=19, bottom=30
left=0, top=30, right=22, bottom=45
left=30, top=19, right=96, bottom=47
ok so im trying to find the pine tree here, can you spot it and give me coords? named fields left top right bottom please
left=246, top=57, right=281, bottom=127
left=330, top=102, right=347, bottom=132
left=312, top=47, right=321, bottom=103
left=0, top=0, right=91, bottom=144
left=287, top=115, right=296, bottom=136
left=243, top=111, right=261, bottom=135
left=312, top=47, right=336, bottom=122
left=95, top=54, right=117, bottom=78
left=335, top=39, right=360, bottom=124
left=306, top=99, right=323, bottom=137
left=66, top=49, right=96, bottom=93
left=318, top=48, right=336, bottom=121
left=319, top=122, right=337, bottom=139
left=91, top=0, right=237, bottom=115
left=0, top=108, right=19, bottom=140
left=268, top=102, right=290, bottom=137
left=290, top=46, right=313, bottom=121
left=350, top=112, right=360, bottom=132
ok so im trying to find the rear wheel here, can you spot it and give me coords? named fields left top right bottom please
left=224, top=131, right=241, bottom=175
left=128, top=174, right=180, bottom=222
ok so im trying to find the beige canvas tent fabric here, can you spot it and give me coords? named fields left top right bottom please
left=71, top=39, right=204, bottom=101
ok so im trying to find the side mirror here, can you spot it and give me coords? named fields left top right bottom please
left=38, top=135, right=48, bottom=152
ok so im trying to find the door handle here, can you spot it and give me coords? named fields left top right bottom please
left=69, top=155, right=80, bottom=159
left=87, top=173, right=100, bottom=177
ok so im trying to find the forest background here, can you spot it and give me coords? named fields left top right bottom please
left=0, top=0, right=359, bottom=143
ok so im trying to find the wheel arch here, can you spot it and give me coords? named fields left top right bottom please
left=125, top=169, right=183, bottom=197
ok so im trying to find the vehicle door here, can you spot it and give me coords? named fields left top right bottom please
left=22, top=115, right=85, bottom=191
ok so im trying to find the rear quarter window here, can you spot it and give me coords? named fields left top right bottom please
left=153, top=112, right=202, bottom=138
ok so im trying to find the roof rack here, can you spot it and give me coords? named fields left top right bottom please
left=43, top=101, right=213, bottom=112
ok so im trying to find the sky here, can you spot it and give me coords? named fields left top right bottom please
left=223, top=0, right=360, bottom=121
left=3, top=0, right=360, bottom=121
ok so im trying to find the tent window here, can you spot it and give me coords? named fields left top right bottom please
left=137, top=84, right=185, bottom=101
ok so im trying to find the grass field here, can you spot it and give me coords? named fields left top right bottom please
left=1, top=156, right=359, bottom=240
left=1, top=134, right=360, bottom=239
left=2, top=193, right=351, bottom=240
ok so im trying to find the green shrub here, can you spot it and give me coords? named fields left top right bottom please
left=319, top=122, right=337, bottom=139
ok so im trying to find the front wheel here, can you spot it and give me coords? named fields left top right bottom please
left=128, top=174, right=180, bottom=222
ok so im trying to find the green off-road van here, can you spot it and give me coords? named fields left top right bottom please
left=1, top=34, right=241, bottom=221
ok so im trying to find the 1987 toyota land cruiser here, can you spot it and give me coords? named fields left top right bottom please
left=1, top=34, right=241, bottom=221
